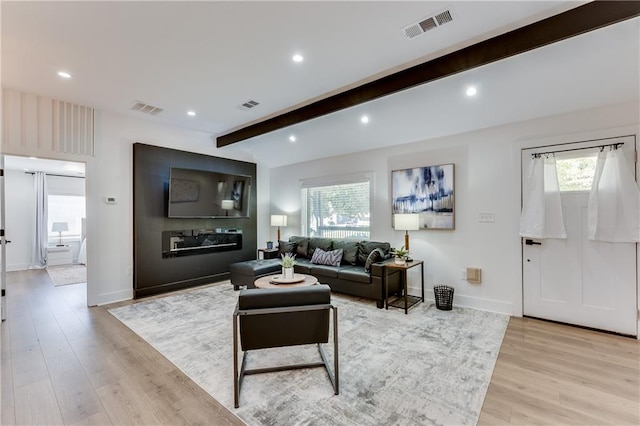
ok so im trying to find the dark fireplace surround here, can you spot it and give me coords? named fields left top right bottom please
left=133, top=143, right=257, bottom=298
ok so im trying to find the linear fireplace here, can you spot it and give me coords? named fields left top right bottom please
left=162, top=229, right=242, bottom=258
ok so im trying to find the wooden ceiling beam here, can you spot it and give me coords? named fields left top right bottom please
left=217, top=1, right=640, bottom=148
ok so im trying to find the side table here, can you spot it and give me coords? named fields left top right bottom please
left=384, top=260, right=424, bottom=314
left=258, top=248, right=279, bottom=259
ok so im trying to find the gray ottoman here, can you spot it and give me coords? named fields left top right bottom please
left=230, top=259, right=280, bottom=290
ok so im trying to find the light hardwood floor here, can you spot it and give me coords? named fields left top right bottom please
left=2, top=269, right=638, bottom=425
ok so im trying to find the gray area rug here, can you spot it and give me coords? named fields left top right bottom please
left=109, top=284, right=509, bottom=425
left=47, top=264, right=86, bottom=286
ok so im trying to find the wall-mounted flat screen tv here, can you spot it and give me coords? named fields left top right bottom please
left=168, top=167, right=251, bottom=218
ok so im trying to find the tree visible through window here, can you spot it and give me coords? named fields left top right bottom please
left=556, top=155, right=597, bottom=191
left=301, top=181, right=370, bottom=239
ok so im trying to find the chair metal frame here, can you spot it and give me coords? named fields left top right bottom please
left=233, top=303, right=339, bottom=408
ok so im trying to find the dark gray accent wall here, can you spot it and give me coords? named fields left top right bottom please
left=133, top=143, right=257, bottom=298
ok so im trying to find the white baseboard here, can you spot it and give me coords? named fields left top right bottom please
left=411, top=285, right=513, bottom=315
left=7, top=263, right=31, bottom=272
left=93, top=289, right=133, bottom=307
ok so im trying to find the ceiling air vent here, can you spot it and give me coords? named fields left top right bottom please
left=130, top=101, right=164, bottom=116
left=402, top=8, right=454, bottom=40
left=238, top=100, right=260, bottom=111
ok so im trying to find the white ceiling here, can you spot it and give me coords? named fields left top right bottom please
left=3, top=1, right=639, bottom=168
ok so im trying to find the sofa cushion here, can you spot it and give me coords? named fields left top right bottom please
left=332, top=240, right=359, bottom=265
left=357, top=241, right=391, bottom=265
left=230, top=259, right=280, bottom=276
left=293, top=258, right=312, bottom=274
left=308, top=238, right=333, bottom=257
left=289, top=236, right=309, bottom=258
left=337, top=266, right=371, bottom=284
left=278, top=240, right=297, bottom=257
left=309, top=264, right=339, bottom=278
left=310, top=248, right=343, bottom=267
left=364, top=248, right=386, bottom=272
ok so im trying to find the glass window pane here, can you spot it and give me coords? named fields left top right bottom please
left=48, top=195, right=86, bottom=244
left=556, top=155, right=597, bottom=192
left=301, top=181, right=370, bottom=239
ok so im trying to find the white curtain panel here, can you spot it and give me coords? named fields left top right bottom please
left=588, top=149, right=640, bottom=242
left=30, top=172, right=48, bottom=269
left=519, top=155, right=567, bottom=239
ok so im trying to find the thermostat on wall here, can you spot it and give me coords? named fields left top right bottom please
left=105, top=197, right=117, bottom=204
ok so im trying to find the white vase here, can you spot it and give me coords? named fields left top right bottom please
left=394, top=257, right=406, bottom=265
left=282, top=267, right=294, bottom=279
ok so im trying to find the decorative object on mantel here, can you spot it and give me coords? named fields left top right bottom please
left=392, top=163, right=455, bottom=230
left=393, top=213, right=420, bottom=250
left=280, top=252, right=296, bottom=279
left=391, top=246, right=409, bottom=265
left=270, top=214, right=287, bottom=241
left=51, top=221, right=69, bottom=246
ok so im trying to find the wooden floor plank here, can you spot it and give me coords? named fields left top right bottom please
left=2, top=270, right=639, bottom=425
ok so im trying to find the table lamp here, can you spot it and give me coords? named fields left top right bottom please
left=221, top=199, right=234, bottom=216
left=51, top=222, right=69, bottom=246
left=270, top=215, right=287, bottom=242
left=393, top=214, right=419, bottom=250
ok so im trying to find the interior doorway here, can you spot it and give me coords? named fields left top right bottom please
left=3, top=155, right=87, bottom=293
left=521, top=136, right=637, bottom=336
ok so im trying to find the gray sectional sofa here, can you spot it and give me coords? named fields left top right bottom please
left=230, top=236, right=402, bottom=308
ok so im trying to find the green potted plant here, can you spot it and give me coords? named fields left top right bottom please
left=280, top=253, right=296, bottom=279
left=392, top=246, right=409, bottom=265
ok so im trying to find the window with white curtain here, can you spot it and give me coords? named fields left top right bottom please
left=300, top=174, right=372, bottom=239
left=46, top=175, right=86, bottom=245
left=47, top=195, right=86, bottom=243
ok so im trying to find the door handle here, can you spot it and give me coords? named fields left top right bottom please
left=525, top=239, right=541, bottom=246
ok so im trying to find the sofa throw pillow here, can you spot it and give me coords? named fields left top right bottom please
left=357, top=241, right=391, bottom=265
left=308, top=237, right=333, bottom=257
left=278, top=241, right=297, bottom=257
left=364, top=248, right=386, bottom=272
left=310, top=248, right=344, bottom=267
left=289, top=236, right=309, bottom=258
left=332, top=240, right=359, bottom=265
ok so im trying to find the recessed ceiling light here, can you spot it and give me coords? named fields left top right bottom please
left=466, top=86, right=477, bottom=97
left=289, top=135, right=297, bottom=143
left=187, top=110, right=196, bottom=116
left=57, top=71, right=72, bottom=79
left=292, top=54, right=304, bottom=63
left=360, top=115, right=369, bottom=124
left=29, top=156, right=38, bottom=160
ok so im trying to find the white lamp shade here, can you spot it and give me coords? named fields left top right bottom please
left=51, top=222, right=69, bottom=232
left=221, top=200, right=234, bottom=210
left=270, top=215, right=287, bottom=227
left=394, top=214, right=420, bottom=231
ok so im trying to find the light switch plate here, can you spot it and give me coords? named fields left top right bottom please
left=479, top=212, right=495, bottom=222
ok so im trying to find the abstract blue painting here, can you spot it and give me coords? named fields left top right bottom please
left=392, top=163, right=455, bottom=230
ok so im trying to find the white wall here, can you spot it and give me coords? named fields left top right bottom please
left=267, top=101, right=640, bottom=315
left=5, top=170, right=34, bottom=271
left=85, top=110, right=256, bottom=305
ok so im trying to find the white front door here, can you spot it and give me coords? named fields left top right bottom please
left=522, top=136, right=637, bottom=336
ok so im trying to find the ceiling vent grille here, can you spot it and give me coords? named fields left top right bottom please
left=238, top=100, right=260, bottom=111
left=130, top=101, right=164, bottom=116
left=402, top=8, right=454, bottom=39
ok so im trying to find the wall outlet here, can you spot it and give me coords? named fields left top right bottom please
left=461, top=269, right=467, bottom=280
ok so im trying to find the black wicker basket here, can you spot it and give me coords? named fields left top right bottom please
left=433, top=285, right=454, bottom=311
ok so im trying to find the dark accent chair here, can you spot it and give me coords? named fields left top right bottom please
left=232, top=285, right=339, bottom=408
